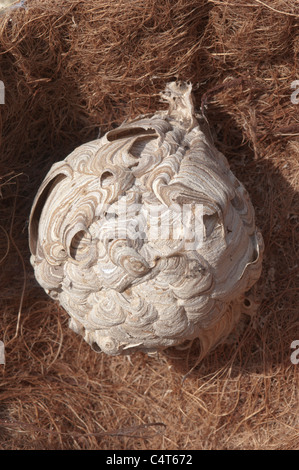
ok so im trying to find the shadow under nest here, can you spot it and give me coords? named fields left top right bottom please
left=0, top=0, right=298, bottom=451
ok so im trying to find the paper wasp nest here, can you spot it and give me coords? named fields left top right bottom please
left=29, top=82, right=263, bottom=358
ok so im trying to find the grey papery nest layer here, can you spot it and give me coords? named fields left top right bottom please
left=29, top=82, right=264, bottom=358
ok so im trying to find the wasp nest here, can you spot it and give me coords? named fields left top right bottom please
left=29, top=82, right=264, bottom=358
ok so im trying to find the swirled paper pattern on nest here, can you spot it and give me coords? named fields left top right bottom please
left=29, top=82, right=264, bottom=357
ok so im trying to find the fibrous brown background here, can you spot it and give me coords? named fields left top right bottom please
left=0, top=0, right=298, bottom=450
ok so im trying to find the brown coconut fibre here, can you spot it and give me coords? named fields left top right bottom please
left=0, top=0, right=298, bottom=450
